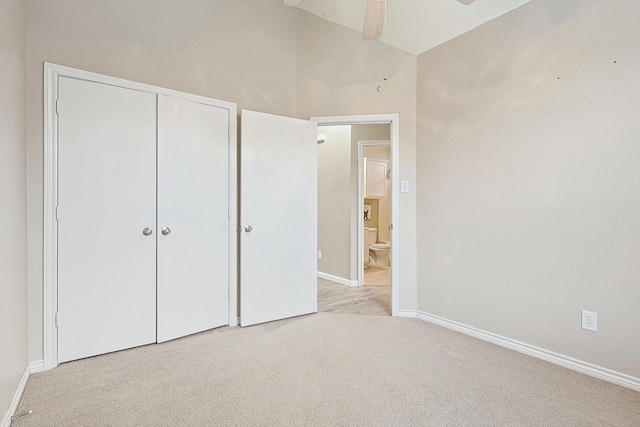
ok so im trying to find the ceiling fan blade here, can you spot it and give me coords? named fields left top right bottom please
left=363, top=0, right=386, bottom=40
left=456, top=0, right=476, bottom=5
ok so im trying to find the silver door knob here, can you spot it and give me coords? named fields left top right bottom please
left=244, top=225, right=252, bottom=233
left=143, top=227, right=153, bottom=236
left=162, top=227, right=171, bottom=236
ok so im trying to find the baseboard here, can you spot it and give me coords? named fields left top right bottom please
left=28, top=360, right=43, bottom=375
left=317, top=271, right=358, bottom=287
left=1, top=360, right=43, bottom=427
left=406, top=310, right=640, bottom=392
left=396, top=309, right=418, bottom=319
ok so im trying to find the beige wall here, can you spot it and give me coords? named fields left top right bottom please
left=317, top=125, right=352, bottom=279
left=25, top=0, right=299, bottom=361
left=295, top=8, right=418, bottom=308
left=0, top=0, right=29, bottom=417
left=416, top=0, right=640, bottom=377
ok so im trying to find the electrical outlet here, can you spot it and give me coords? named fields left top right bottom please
left=582, top=310, right=598, bottom=332
left=317, top=250, right=322, bottom=260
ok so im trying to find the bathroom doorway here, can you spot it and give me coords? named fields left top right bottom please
left=313, top=114, right=399, bottom=317
left=360, top=141, right=391, bottom=291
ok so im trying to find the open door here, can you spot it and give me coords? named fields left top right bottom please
left=240, top=110, right=317, bottom=326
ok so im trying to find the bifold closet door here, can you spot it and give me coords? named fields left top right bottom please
left=57, top=77, right=157, bottom=363
left=240, top=110, right=317, bottom=326
left=156, top=95, right=230, bottom=343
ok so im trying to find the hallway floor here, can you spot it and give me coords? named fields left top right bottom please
left=363, top=266, right=390, bottom=286
left=317, top=276, right=390, bottom=316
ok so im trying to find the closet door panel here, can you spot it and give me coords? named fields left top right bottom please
left=157, top=95, right=230, bottom=343
left=57, top=77, right=157, bottom=363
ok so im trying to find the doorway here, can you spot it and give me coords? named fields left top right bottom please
left=360, top=140, right=391, bottom=291
left=312, top=114, right=399, bottom=317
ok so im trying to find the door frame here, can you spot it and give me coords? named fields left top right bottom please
left=310, top=114, right=400, bottom=317
left=358, top=140, right=391, bottom=289
left=43, top=63, right=238, bottom=370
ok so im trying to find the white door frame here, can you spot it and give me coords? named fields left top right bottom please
left=43, top=63, right=238, bottom=370
left=310, top=114, right=400, bottom=317
left=358, top=140, right=391, bottom=289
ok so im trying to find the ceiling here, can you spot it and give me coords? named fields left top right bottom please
left=289, top=0, right=532, bottom=55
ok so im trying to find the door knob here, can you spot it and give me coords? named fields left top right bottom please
left=143, top=227, right=153, bottom=236
left=162, top=227, right=171, bottom=236
left=244, top=225, right=253, bottom=233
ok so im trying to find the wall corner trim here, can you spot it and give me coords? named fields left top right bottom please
left=317, top=271, right=359, bottom=287
left=405, top=310, right=640, bottom=392
left=1, top=360, right=44, bottom=427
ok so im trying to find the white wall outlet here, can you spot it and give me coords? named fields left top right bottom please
left=581, top=310, right=598, bottom=332
left=317, top=250, right=322, bottom=260
left=400, top=180, right=410, bottom=193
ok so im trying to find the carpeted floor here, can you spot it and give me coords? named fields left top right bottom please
left=15, top=313, right=640, bottom=426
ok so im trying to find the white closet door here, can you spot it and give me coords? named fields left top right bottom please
left=240, top=110, right=317, bottom=326
left=157, top=95, right=230, bottom=343
left=57, top=77, right=157, bottom=363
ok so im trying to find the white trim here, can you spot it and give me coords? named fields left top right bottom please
left=44, top=63, right=238, bottom=369
left=317, top=271, right=359, bottom=288
left=227, top=98, right=239, bottom=328
left=407, top=310, right=640, bottom=392
left=1, top=360, right=44, bottom=427
left=396, top=309, right=418, bottom=319
left=43, top=64, right=58, bottom=370
left=357, top=140, right=390, bottom=289
left=28, top=360, right=44, bottom=374
left=311, top=114, right=400, bottom=317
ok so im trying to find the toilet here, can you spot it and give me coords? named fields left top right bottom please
left=364, top=227, right=391, bottom=268
left=369, top=242, right=391, bottom=267
left=363, top=227, right=378, bottom=267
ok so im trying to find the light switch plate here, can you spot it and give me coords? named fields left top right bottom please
left=401, top=181, right=410, bottom=193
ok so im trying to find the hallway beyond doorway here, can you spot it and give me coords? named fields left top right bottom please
left=317, top=277, right=390, bottom=316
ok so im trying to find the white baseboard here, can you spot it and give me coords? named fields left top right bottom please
left=28, top=360, right=43, bottom=375
left=403, top=310, right=640, bottom=392
left=317, top=271, right=358, bottom=287
left=396, top=309, right=418, bottom=319
left=1, top=360, right=43, bottom=427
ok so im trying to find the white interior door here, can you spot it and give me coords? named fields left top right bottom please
left=157, top=95, right=230, bottom=342
left=57, top=77, right=157, bottom=363
left=240, top=110, right=317, bottom=326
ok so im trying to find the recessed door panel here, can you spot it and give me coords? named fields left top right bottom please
left=240, top=110, right=317, bottom=326
left=157, top=95, right=230, bottom=342
left=57, top=77, right=157, bottom=363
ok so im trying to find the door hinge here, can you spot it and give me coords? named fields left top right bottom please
left=390, top=223, right=393, bottom=230
left=55, top=312, right=59, bottom=327
left=55, top=99, right=60, bottom=115
left=55, top=206, right=59, bottom=220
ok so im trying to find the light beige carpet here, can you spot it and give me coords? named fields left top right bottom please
left=15, top=313, right=640, bottom=426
